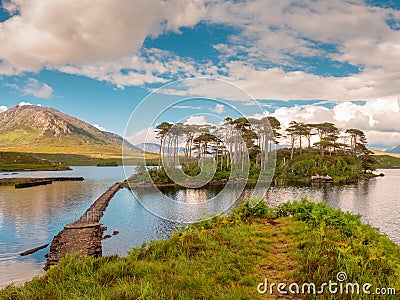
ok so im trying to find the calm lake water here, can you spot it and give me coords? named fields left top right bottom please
left=0, top=167, right=399, bottom=288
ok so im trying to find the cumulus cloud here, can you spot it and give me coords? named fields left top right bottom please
left=185, top=115, right=208, bottom=125
left=0, top=105, right=7, bottom=113
left=207, top=0, right=400, bottom=69
left=269, top=96, right=400, bottom=148
left=1, top=0, right=400, bottom=102
left=366, top=131, right=400, bottom=149
left=0, top=0, right=206, bottom=72
left=127, top=97, right=400, bottom=148
left=55, top=48, right=211, bottom=88
left=0, top=60, right=19, bottom=76
left=210, top=104, right=224, bottom=114
left=151, top=0, right=400, bottom=101
left=18, top=101, right=33, bottom=106
left=22, top=78, right=53, bottom=99
left=5, top=78, right=53, bottom=99
left=93, top=123, right=106, bottom=131
left=127, top=126, right=159, bottom=144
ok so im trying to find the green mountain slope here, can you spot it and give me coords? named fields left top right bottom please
left=0, top=105, right=143, bottom=159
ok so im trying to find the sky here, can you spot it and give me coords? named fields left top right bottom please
left=0, top=0, right=400, bottom=149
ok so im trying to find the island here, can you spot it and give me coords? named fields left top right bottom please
left=125, top=117, right=382, bottom=188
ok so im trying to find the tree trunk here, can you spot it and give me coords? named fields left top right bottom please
left=158, top=138, right=163, bottom=171
left=290, top=136, right=295, bottom=160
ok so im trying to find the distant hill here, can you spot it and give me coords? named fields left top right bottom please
left=135, top=143, right=187, bottom=154
left=135, top=143, right=162, bottom=154
left=0, top=105, right=142, bottom=159
left=386, top=145, right=400, bottom=154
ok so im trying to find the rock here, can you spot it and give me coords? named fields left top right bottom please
left=310, top=174, right=333, bottom=182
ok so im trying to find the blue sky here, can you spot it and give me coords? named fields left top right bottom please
left=1, top=0, right=400, bottom=149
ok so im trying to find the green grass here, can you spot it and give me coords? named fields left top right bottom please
left=1, top=200, right=399, bottom=299
left=0, top=152, right=158, bottom=167
left=373, top=155, right=400, bottom=169
left=0, top=152, right=70, bottom=171
left=276, top=199, right=400, bottom=299
left=0, top=134, right=157, bottom=162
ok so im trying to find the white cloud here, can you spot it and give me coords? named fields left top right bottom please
left=22, top=78, right=53, bottom=99
left=0, top=105, right=7, bottom=113
left=155, top=77, right=253, bottom=102
left=54, top=48, right=212, bottom=88
left=218, top=62, right=400, bottom=101
left=269, top=96, right=400, bottom=148
left=0, top=0, right=206, bottom=72
left=210, top=103, right=224, bottom=114
left=126, top=97, right=400, bottom=149
left=365, top=131, right=400, bottom=149
left=0, top=60, right=19, bottom=76
left=127, top=126, right=159, bottom=145
left=18, top=101, right=33, bottom=106
left=93, top=123, right=106, bottom=131
left=185, top=115, right=208, bottom=125
left=204, top=0, right=400, bottom=101
left=5, top=78, right=53, bottom=99
left=4, top=83, right=19, bottom=90
left=1, top=0, right=400, bottom=103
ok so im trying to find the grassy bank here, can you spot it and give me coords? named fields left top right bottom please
left=0, top=152, right=160, bottom=168
left=373, top=155, right=400, bottom=169
left=1, top=200, right=399, bottom=299
left=0, top=152, right=70, bottom=172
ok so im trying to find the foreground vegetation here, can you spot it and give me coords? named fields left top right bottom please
left=0, top=152, right=70, bottom=171
left=2, top=200, right=398, bottom=299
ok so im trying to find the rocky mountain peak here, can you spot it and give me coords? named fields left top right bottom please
left=0, top=105, right=140, bottom=153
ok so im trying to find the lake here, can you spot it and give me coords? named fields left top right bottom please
left=0, top=167, right=399, bottom=288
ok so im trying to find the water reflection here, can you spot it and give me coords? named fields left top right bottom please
left=128, top=183, right=245, bottom=223
left=0, top=166, right=135, bottom=288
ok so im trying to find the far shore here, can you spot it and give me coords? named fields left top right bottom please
left=0, top=177, right=84, bottom=186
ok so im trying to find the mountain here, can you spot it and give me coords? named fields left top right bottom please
left=135, top=143, right=162, bottom=154
left=386, top=145, right=400, bottom=154
left=0, top=105, right=142, bottom=158
left=135, top=143, right=186, bottom=154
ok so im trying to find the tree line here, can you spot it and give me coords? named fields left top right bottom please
left=154, top=117, right=372, bottom=172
